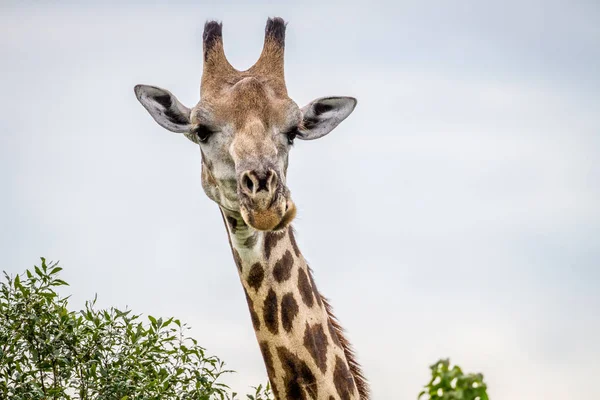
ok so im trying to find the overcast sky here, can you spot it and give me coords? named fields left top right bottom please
left=1, top=1, right=599, bottom=399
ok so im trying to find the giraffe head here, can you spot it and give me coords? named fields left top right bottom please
left=134, top=18, right=356, bottom=231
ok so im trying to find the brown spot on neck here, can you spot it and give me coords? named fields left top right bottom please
left=333, top=356, right=356, bottom=400
left=280, top=292, right=299, bottom=332
left=259, top=342, right=281, bottom=399
left=276, top=346, right=318, bottom=399
left=297, top=268, right=315, bottom=308
left=243, top=288, right=261, bottom=330
left=263, top=289, right=279, bottom=334
left=303, top=322, right=329, bottom=374
left=273, top=250, right=294, bottom=282
left=264, top=229, right=287, bottom=260
left=247, top=262, right=265, bottom=291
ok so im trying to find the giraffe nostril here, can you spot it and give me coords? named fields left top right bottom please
left=265, top=169, right=278, bottom=193
left=243, top=173, right=255, bottom=194
left=241, top=170, right=278, bottom=196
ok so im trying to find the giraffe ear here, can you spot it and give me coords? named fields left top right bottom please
left=134, top=85, right=193, bottom=133
left=297, top=97, right=357, bottom=140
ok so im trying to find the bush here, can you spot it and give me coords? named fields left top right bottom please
left=418, top=359, right=489, bottom=400
left=0, top=258, right=272, bottom=400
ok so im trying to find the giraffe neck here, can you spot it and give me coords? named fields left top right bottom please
left=220, top=208, right=367, bottom=400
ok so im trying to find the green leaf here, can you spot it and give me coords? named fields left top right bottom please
left=50, top=266, right=63, bottom=275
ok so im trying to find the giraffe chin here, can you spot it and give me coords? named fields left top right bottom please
left=240, top=200, right=296, bottom=231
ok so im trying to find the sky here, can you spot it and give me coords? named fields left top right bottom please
left=1, top=1, right=599, bottom=398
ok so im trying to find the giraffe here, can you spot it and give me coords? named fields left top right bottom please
left=134, top=18, right=368, bottom=400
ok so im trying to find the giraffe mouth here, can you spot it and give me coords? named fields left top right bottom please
left=239, top=195, right=296, bottom=231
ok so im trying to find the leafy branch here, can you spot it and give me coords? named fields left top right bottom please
left=418, top=359, right=489, bottom=400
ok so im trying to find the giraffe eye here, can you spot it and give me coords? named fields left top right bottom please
left=285, top=128, right=299, bottom=145
left=194, top=125, right=214, bottom=143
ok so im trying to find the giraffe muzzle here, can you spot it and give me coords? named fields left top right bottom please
left=238, top=169, right=296, bottom=231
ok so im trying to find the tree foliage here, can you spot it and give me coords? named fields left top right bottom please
left=418, top=359, right=489, bottom=400
left=0, top=258, right=272, bottom=400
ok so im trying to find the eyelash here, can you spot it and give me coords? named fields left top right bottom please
left=194, top=125, right=214, bottom=143
left=286, top=128, right=299, bottom=145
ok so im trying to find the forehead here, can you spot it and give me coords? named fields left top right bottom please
left=194, top=75, right=300, bottom=130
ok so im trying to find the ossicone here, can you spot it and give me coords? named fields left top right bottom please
left=203, top=20, right=223, bottom=61
left=264, top=17, right=287, bottom=48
